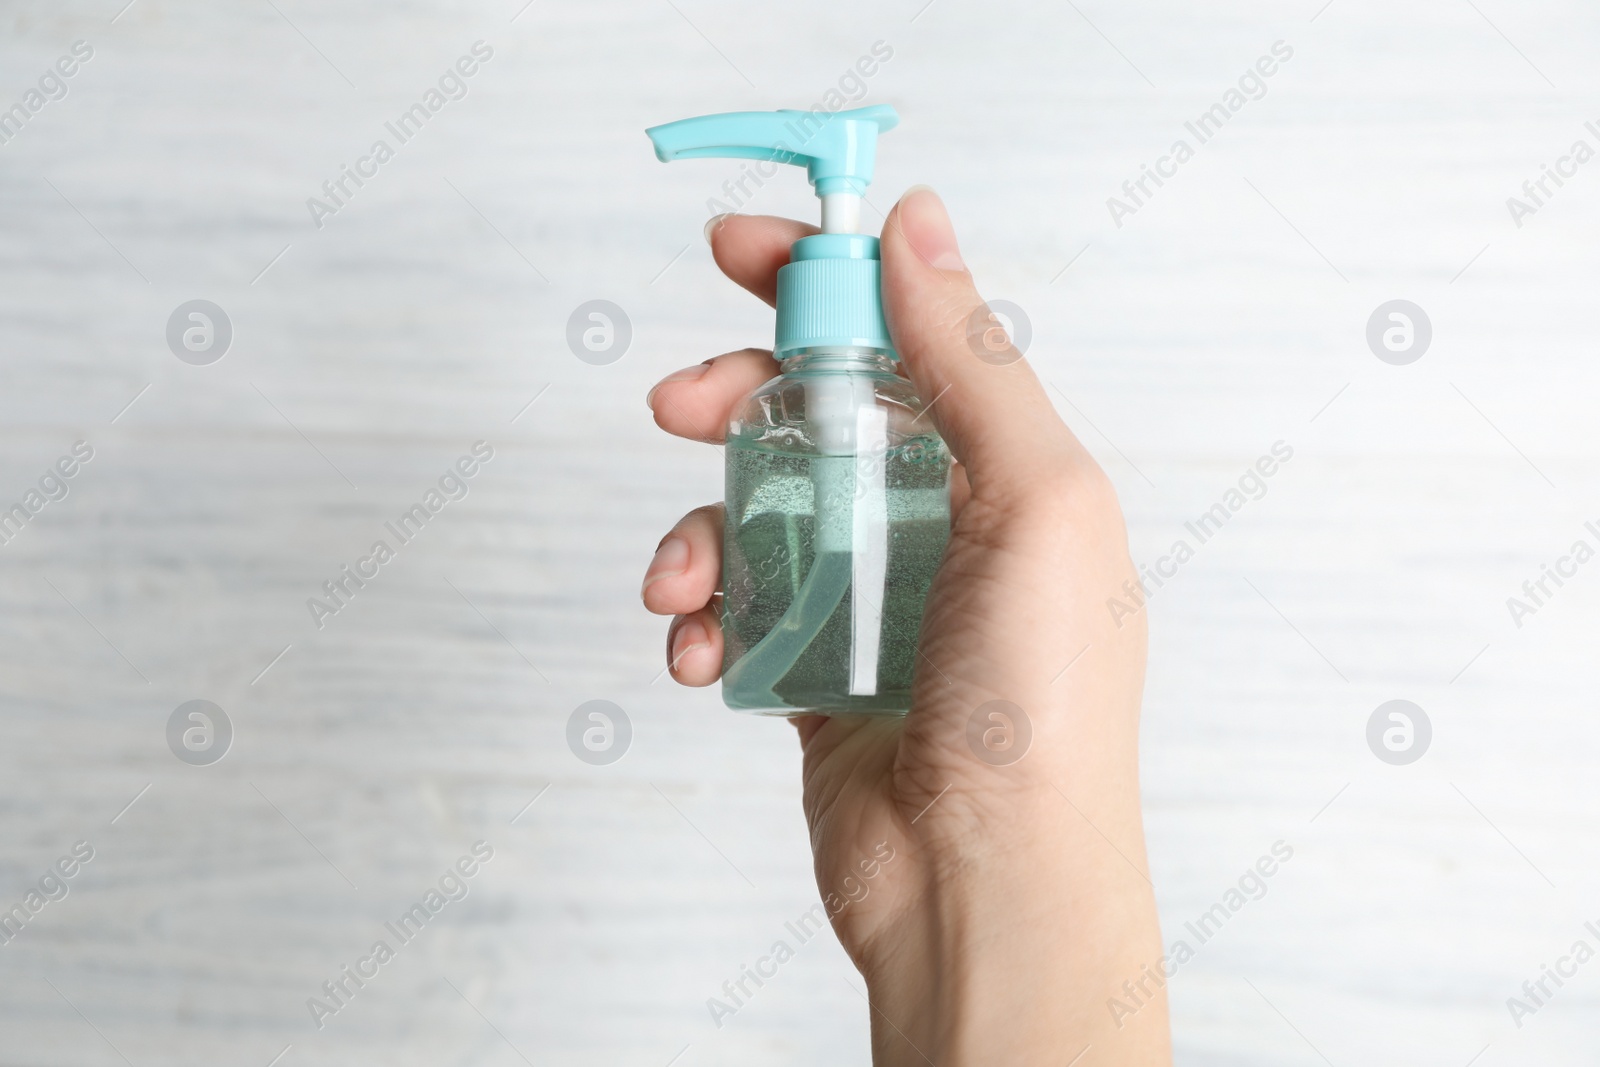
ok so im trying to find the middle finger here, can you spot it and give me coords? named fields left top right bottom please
left=647, top=348, right=779, bottom=443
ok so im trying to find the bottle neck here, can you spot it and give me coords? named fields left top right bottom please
left=780, top=347, right=897, bottom=377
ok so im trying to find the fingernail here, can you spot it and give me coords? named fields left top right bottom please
left=704, top=213, right=734, bottom=245
left=646, top=362, right=712, bottom=408
left=671, top=616, right=710, bottom=667
left=900, top=186, right=966, bottom=272
left=641, top=535, right=690, bottom=598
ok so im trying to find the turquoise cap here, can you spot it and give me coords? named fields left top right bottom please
left=646, top=106, right=899, bottom=359
left=773, top=233, right=891, bottom=357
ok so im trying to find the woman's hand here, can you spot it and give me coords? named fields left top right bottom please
left=644, top=188, right=1171, bottom=1066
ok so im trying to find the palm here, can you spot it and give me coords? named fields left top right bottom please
left=795, top=460, right=1133, bottom=966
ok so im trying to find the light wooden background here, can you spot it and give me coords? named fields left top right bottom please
left=2, top=0, right=1598, bottom=1064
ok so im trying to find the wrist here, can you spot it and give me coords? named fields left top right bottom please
left=859, top=800, right=1170, bottom=1066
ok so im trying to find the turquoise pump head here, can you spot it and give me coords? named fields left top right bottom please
left=646, top=105, right=900, bottom=358
left=647, top=105, right=898, bottom=233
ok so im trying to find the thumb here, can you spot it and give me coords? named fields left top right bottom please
left=880, top=187, right=1076, bottom=489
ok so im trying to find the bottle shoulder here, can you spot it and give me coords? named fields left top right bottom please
left=728, top=371, right=947, bottom=455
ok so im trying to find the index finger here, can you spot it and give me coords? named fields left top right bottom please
left=645, top=215, right=817, bottom=443
left=707, top=214, right=818, bottom=306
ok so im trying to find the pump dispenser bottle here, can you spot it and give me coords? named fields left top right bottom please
left=647, top=106, right=951, bottom=714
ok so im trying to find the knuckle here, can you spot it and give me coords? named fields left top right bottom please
left=1021, top=454, right=1119, bottom=518
left=676, top=503, right=726, bottom=542
left=997, top=455, right=1128, bottom=548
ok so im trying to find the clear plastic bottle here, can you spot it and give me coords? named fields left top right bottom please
left=722, top=350, right=950, bottom=713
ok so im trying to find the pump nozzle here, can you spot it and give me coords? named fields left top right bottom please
left=646, top=105, right=899, bottom=233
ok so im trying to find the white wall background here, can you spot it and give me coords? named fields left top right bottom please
left=2, top=0, right=1598, bottom=1064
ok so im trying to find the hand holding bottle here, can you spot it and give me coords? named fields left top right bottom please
left=644, top=189, right=1171, bottom=1065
